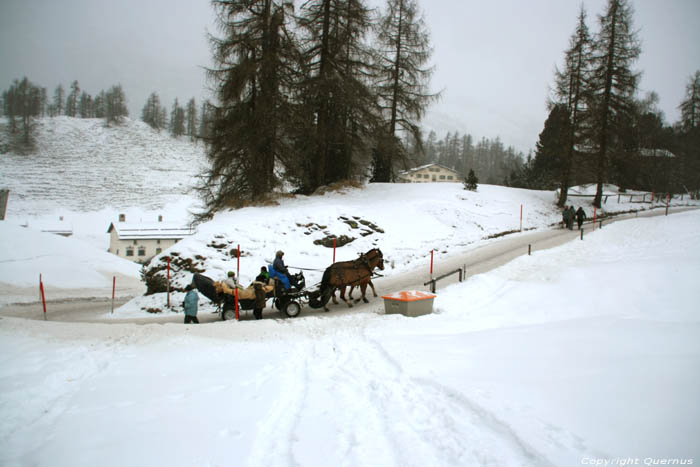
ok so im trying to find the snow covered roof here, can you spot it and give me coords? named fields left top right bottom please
left=398, top=163, right=460, bottom=176
left=107, top=222, right=194, bottom=240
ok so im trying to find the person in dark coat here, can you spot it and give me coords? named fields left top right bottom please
left=183, top=284, right=199, bottom=324
left=568, top=206, right=576, bottom=230
left=252, top=282, right=266, bottom=320
left=576, top=206, right=587, bottom=229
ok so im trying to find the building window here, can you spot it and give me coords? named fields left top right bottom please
left=133, top=240, right=137, bottom=245
left=157, top=239, right=161, bottom=244
left=156, top=248, right=162, bottom=255
left=138, top=247, right=146, bottom=257
left=447, top=176, right=453, bottom=180
left=439, top=175, right=446, bottom=180
left=423, top=174, right=429, bottom=179
left=126, top=248, right=134, bottom=257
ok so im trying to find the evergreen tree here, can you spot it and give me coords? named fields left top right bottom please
left=169, top=98, right=186, bottom=136
left=589, top=0, right=640, bottom=207
left=200, top=0, right=297, bottom=212
left=78, top=91, right=93, bottom=118
left=372, top=0, right=436, bottom=182
left=65, top=80, right=80, bottom=117
left=52, top=84, right=65, bottom=116
left=3, top=77, right=43, bottom=148
left=141, top=92, right=163, bottom=129
left=679, top=70, right=700, bottom=131
left=463, top=169, right=478, bottom=191
left=198, top=99, right=213, bottom=141
left=93, top=90, right=106, bottom=119
left=551, top=6, right=593, bottom=206
left=104, top=84, right=128, bottom=124
left=297, top=0, right=379, bottom=191
left=186, top=97, right=197, bottom=140
left=532, top=104, right=572, bottom=190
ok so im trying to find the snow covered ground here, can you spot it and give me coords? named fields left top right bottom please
left=1, top=210, right=698, bottom=467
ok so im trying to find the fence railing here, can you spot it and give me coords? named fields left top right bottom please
left=423, top=267, right=465, bottom=293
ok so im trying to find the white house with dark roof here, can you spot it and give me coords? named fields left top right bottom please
left=397, top=163, right=462, bottom=183
left=107, top=215, right=194, bottom=263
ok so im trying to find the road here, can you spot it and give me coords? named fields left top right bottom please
left=0, top=206, right=693, bottom=325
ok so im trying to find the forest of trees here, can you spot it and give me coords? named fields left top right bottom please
left=1, top=78, right=131, bottom=150
left=197, top=0, right=438, bottom=213
left=524, top=0, right=700, bottom=207
left=1, top=75, right=208, bottom=150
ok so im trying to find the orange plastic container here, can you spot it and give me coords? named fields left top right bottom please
left=381, top=290, right=436, bottom=317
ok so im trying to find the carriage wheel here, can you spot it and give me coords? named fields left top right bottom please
left=284, top=301, right=302, bottom=318
left=222, top=306, right=236, bottom=321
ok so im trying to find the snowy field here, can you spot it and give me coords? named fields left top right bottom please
left=1, top=210, right=698, bottom=467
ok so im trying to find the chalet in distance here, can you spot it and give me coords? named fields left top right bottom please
left=397, top=164, right=462, bottom=183
left=107, top=214, right=194, bottom=263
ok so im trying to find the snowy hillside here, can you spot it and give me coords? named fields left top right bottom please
left=0, top=116, right=205, bottom=216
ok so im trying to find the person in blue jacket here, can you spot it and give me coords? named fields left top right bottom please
left=183, top=284, right=199, bottom=324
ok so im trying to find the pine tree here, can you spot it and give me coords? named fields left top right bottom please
left=78, top=91, right=93, bottom=117
left=372, top=0, right=436, bottom=182
left=533, top=104, right=572, bottom=190
left=141, top=92, right=163, bottom=130
left=679, top=70, right=700, bottom=131
left=104, top=84, right=128, bottom=125
left=551, top=6, right=593, bottom=206
left=296, top=0, right=379, bottom=191
left=463, top=169, right=478, bottom=191
left=52, top=84, right=65, bottom=116
left=65, top=80, right=80, bottom=117
left=169, top=98, right=186, bottom=136
left=3, top=77, right=43, bottom=148
left=185, top=98, right=197, bottom=140
left=589, top=0, right=640, bottom=207
left=200, top=0, right=297, bottom=212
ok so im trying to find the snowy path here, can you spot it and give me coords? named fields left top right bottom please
left=3, top=206, right=690, bottom=325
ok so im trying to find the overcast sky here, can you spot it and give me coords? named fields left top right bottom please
left=1, top=0, right=698, bottom=153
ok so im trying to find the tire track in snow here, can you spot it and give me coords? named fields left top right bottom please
left=257, top=323, right=555, bottom=467
left=246, top=342, right=311, bottom=467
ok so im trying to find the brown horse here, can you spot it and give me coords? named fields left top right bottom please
left=319, top=248, right=384, bottom=310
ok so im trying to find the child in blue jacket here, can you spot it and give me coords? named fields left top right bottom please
left=183, top=284, right=199, bottom=324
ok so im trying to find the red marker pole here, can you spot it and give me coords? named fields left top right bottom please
left=520, top=204, right=523, bottom=232
left=166, top=256, right=171, bottom=308
left=111, top=276, right=116, bottom=314
left=593, top=207, right=597, bottom=231
left=430, top=250, right=434, bottom=276
left=236, top=244, right=240, bottom=320
left=39, top=274, right=47, bottom=320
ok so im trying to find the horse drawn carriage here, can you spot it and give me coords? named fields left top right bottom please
left=191, top=248, right=384, bottom=320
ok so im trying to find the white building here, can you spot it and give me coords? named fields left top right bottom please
left=107, top=215, right=194, bottom=263
left=397, top=164, right=462, bottom=183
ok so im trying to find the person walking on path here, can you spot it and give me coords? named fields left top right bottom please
left=576, top=206, right=587, bottom=230
left=568, top=206, right=576, bottom=230
left=562, top=206, right=570, bottom=229
left=183, top=284, right=199, bottom=324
